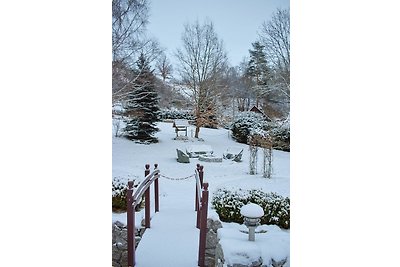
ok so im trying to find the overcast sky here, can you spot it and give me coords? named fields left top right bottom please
left=146, top=0, right=290, bottom=67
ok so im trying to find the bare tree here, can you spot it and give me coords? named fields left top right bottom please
left=112, top=0, right=149, bottom=107
left=260, top=9, right=290, bottom=75
left=156, top=53, right=173, bottom=82
left=139, top=38, right=164, bottom=66
left=112, top=0, right=164, bottom=106
left=175, top=20, right=228, bottom=138
left=259, top=8, right=290, bottom=105
left=112, top=0, right=149, bottom=63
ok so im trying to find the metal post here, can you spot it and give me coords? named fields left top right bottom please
left=127, top=180, right=135, bottom=267
left=198, top=182, right=209, bottom=267
left=144, top=164, right=150, bottom=228
left=154, top=163, right=159, bottom=212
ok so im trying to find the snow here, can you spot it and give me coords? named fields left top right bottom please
left=112, top=120, right=289, bottom=266
left=173, top=119, right=190, bottom=127
left=218, top=223, right=290, bottom=266
left=240, top=203, right=265, bottom=218
left=185, top=144, right=213, bottom=153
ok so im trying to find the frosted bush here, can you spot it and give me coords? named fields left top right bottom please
left=159, top=108, right=194, bottom=120
left=211, top=188, right=290, bottom=229
left=112, top=177, right=127, bottom=212
left=230, top=111, right=290, bottom=151
left=230, top=112, right=268, bottom=143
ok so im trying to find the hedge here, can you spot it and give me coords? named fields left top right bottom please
left=211, top=188, right=290, bottom=229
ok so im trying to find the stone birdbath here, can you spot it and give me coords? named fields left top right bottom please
left=240, top=203, right=264, bottom=241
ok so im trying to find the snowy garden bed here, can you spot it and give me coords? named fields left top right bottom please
left=207, top=210, right=289, bottom=267
left=216, top=222, right=289, bottom=267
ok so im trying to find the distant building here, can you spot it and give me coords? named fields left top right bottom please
left=250, top=105, right=263, bottom=115
left=250, top=105, right=271, bottom=121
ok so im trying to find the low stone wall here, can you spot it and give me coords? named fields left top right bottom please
left=112, top=221, right=145, bottom=267
left=205, top=217, right=223, bottom=266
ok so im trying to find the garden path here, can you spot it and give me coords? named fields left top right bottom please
left=134, top=177, right=200, bottom=267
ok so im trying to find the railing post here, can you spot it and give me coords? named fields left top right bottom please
left=198, top=182, right=209, bottom=267
left=199, top=165, right=204, bottom=186
left=127, top=180, right=135, bottom=267
left=144, top=163, right=150, bottom=176
left=154, top=163, right=159, bottom=212
left=195, top=164, right=200, bottom=211
left=144, top=164, right=151, bottom=228
left=196, top=165, right=203, bottom=228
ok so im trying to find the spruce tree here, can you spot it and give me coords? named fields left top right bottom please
left=246, top=42, right=271, bottom=106
left=124, top=53, right=160, bottom=143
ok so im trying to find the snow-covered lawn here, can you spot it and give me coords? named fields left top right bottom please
left=112, top=121, right=290, bottom=266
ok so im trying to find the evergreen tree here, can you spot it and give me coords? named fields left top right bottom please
left=246, top=41, right=271, bottom=106
left=124, top=53, right=160, bottom=143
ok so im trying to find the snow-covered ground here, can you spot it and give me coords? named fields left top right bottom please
left=112, top=121, right=290, bottom=266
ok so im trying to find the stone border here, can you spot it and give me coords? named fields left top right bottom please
left=199, top=155, right=223, bottom=162
left=112, top=221, right=145, bottom=267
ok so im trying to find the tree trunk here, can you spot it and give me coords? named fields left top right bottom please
left=195, top=107, right=201, bottom=138
left=195, top=125, right=200, bottom=138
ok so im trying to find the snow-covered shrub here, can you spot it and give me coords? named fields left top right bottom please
left=230, top=112, right=268, bottom=143
left=112, top=116, right=125, bottom=137
left=112, top=177, right=127, bottom=212
left=231, top=112, right=290, bottom=151
left=112, top=102, right=125, bottom=115
left=212, top=188, right=290, bottom=229
left=159, top=108, right=195, bottom=120
left=266, top=117, right=290, bottom=151
left=269, top=125, right=290, bottom=151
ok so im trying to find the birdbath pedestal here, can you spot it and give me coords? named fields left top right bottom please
left=240, top=203, right=264, bottom=241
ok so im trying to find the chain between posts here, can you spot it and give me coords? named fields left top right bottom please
left=160, top=174, right=195, bottom=181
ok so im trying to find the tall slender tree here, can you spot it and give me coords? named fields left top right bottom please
left=175, top=20, right=228, bottom=138
left=246, top=41, right=271, bottom=106
left=124, top=53, right=160, bottom=143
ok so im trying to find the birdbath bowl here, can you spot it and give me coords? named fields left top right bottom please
left=240, top=203, right=264, bottom=241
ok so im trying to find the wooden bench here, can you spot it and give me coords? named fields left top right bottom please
left=173, top=119, right=189, bottom=137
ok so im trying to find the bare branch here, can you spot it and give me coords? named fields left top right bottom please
left=175, top=20, right=228, bottom=137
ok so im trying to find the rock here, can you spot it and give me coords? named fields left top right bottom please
left=271, top=258, right=287, bottom=267
left=112, top=244, right=121, bottom=261
left=198, top=155, right=223, bottom=162
left=206, top=229, right=218, bottom=249
left=116, top=242, right=128, bottom=250
left=205, top=217, right=223, bottom=266
left=215, top=243, right=225, bottom=267
left=112, top=221, right=140, bottom=267
left=207, top=218, right=223, bottom=231
left=115, top=220, right=125, bottom=228
left=176, top=149, right=190, bottom=163
left=120, top=251, right=129, bottom=267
